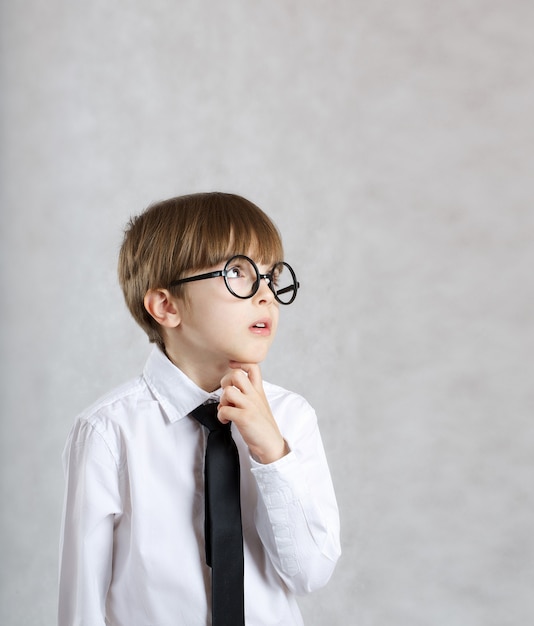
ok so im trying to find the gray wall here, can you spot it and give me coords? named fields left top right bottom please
left=1, top=1, right=533, bottom=624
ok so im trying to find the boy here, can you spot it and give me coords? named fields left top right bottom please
left=58, top=192, right=341, bottom=625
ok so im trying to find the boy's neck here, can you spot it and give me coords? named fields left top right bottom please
left=163, top=344, right=226, bottom=393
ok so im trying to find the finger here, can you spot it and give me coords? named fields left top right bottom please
left=220, top=384, right=244, bottom=409
left=228, top=362, right=263, bottom=391
left=228, top=360, right=246, bottom=370
left=217, top=390, right=234, bottom=407
left=216, top=405, right=231, bottom=424
left=217, top=403, right=241, bottom=425
left=220, top=368, right=252, bottom=394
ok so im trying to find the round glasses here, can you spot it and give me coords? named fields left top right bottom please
left=169, top=255, right=300, bottom=305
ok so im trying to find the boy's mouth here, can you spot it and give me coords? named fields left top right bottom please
left=250, top=319, right=271, bottom=334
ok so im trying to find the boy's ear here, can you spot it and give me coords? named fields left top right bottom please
left=143, top=289, right=182, bottom=329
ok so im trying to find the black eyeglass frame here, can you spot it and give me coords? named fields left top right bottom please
left=169, top=255, right=300, bottom=305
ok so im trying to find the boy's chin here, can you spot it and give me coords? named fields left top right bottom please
left=229, top=350, right=269, bottom=366
left=226, top=339, right=274, bottom=366
left=229, top=356, right=265, bottom=366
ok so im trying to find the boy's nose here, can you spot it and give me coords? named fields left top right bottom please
left=255, top=276, right=275, bottom=303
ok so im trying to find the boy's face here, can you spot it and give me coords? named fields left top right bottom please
left=168, top=256, right=280, bottom=383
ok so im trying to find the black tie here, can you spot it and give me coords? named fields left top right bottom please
left=190, top=402, right=245, bottom=626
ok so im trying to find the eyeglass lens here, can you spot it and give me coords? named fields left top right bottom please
left=224, top=256, right=298, bottom=304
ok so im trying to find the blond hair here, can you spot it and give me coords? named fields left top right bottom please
left=118, top=192, right=284, bottom=347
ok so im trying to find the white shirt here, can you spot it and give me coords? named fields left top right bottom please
left=58, top=346, right=341, bottom=626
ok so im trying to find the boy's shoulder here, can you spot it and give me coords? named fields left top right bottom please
left=262, top=380, right=315, bottom=417
left=77, top=375, right=148, bottom=425
left=64, top=376, right=150, bottom=467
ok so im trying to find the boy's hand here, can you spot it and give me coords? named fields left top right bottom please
left=218, top=362, right=289, bottom=464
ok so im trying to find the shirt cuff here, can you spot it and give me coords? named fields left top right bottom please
left=249, top=448, right=310, bottom=506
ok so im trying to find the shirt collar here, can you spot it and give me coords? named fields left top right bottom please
left=143, top=346, right=221, bottom=423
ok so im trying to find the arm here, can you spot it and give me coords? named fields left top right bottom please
left=218, top=364, right=341, bottom=594
left=58, top=418, right=121, bottom=626
left=251, top=407, right=341, bottom=594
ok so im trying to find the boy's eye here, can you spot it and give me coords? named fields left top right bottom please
left=226, top=265, right=245, bottom=279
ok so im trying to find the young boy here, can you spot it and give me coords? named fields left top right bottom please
left=58, top=192, right=341, bottom=625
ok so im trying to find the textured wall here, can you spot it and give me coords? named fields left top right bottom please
left=1, top=1, right=533, bottom=624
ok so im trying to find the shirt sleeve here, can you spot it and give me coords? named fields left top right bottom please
left=250, top=398, right=341, bottom=595
left=58, top=418, right=122, bottom=626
